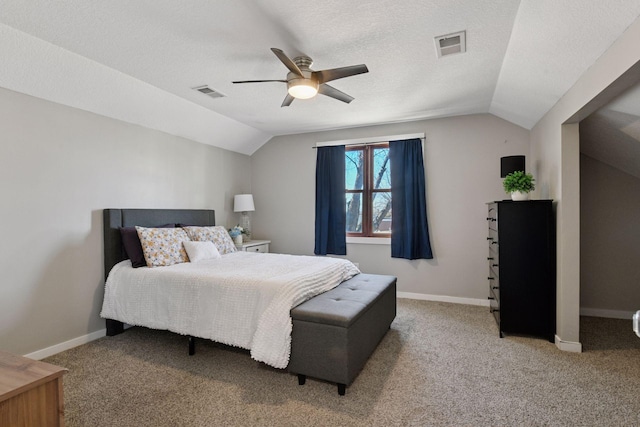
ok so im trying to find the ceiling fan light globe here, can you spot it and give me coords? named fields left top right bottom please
left=287, top=80, right=319, bottom=99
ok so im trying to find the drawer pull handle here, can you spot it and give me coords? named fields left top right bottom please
left=490, top=308, right=500, bottom=313
left=488, top=277, right=494, bottom=280
left=488, top=296, right=495, bottom=300
left=491, top=241, right=498, bottom=245
left=486, top=237, right=494, bottom=241
left=492, top=286, right=499, bottom=290
left=487, top=257, right=494, bottom=260
left=492, top=263, right=499, bottom=267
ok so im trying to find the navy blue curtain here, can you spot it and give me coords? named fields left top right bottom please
left=314, top=145, right=346, bottom=255
left=389, top=138, right=433, bottom=259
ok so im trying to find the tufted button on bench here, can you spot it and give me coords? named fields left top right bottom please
left=289, top=274, right=397, bottom=395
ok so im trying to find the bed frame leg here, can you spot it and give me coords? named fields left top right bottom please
left=337, top=383, right=346, bottom=396
left=297, top=374, right=306, bottom=385
left=106, top=319, right=124, bottom=336
left=188, top=336, right=195, bottom=356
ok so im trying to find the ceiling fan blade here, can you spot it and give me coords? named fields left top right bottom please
left=318, top=84, right=354, bottom=104
left=232, top=79, right=286, bottom=84
left=271, top=48, right=304, bottom=77
left=314, top=64, right=369, bottom=84
left=281, top=93, right=295, bottom=107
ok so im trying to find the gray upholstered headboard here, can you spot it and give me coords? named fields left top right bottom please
left=103, top=208, right=216, bottom=279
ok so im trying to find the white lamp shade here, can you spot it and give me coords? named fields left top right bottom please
left=234, top=194, right=255, bottom=212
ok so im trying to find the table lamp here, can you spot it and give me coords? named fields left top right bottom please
left=234, top=194, right=255, bottom=241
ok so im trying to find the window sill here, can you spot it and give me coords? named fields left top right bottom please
left=346, top=236, right=391, bottom=245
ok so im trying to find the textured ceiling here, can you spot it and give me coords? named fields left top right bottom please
left=1, top=1, right=640, bottom=155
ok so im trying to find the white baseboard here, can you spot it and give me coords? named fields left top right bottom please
left=397, top=292, right=490, bottom=307
left=24, top=329, right=106, bottom=360
left=29, top=304, right=615, bottom=360
left=580, top=307, right=636, bottom=320
left=555, top=335, right=583, bottom=353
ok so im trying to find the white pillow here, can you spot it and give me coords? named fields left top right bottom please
left=183, top=241, right=221, bottom=263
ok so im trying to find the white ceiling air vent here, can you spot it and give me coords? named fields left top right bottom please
left=434, top=31, right=466, bottom=58
left=193, top=85, right=226, bottom=99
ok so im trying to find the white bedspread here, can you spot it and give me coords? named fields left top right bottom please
left=100, top=251, right=360, bottom=368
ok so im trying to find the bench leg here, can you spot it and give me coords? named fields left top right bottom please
left=337, top=383, right=346, bottom=396
left=188, top=336, right=195, bottom=356
left=297, top=374, right=306, bottom=385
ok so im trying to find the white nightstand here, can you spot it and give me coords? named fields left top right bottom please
left=236, top=239, right=270, bottom=253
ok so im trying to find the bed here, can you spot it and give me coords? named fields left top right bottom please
left=102, top=208, right=214, bottom=336
left=100, top=208, right=360, bottom=369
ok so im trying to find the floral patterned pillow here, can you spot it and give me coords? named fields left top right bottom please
left=182, top=226, right=237, bottom=255
left=135, top=226, right=191, bottom=267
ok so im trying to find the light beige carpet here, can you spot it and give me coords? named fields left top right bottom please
left=45, top=299, right=640, bottom=426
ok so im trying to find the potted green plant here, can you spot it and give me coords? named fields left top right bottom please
left=503, top=171, right=535, bottom=201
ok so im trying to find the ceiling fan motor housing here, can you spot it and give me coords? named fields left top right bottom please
left=293, top=55, right=313, bottom=69
left=287, top=69, right=318, bottom=99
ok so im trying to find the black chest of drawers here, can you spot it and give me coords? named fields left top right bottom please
left=487, top=200, right=556, bottom=342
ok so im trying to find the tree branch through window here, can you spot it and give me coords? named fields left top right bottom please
left=346, top=143, right=391, bottom=237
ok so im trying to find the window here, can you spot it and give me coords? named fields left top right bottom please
left=345, top=143, right=391, bottom=237
left=316, top=135, right=430, bottom=257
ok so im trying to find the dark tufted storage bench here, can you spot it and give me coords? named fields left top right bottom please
left=289, top=274, right=396, bottom=395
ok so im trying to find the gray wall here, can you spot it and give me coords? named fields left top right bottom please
left=0, top=87, right=251, bottom=355
left=580, top=153, right=640, bottom=313
left=250, top=114, right=529, bottom=299
left=531, top=17, right=640, bottom=347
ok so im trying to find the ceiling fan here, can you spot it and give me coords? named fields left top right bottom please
left=232, top=48, right=369, bottom=107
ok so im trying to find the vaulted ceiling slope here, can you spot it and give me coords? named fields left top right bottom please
left=1, top=1, right=639, bottom=155
left=581, top=81, right=640, bottom=179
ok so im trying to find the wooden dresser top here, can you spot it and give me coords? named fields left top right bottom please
left=0, top=350, right=67, bottom=402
